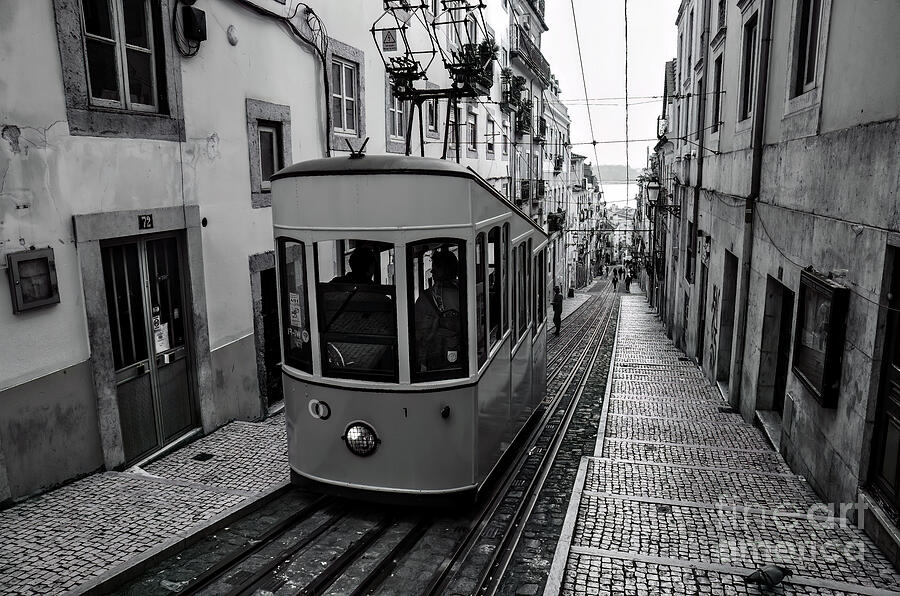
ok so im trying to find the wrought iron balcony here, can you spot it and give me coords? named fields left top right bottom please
left=509, top=24, right=551, bottom=84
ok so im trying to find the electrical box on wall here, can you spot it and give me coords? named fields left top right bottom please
left=182, top=6, right=207, bottom=42
left=6, top=247, right=60, bottom=314
left=792, top=269, right=850, bottom=407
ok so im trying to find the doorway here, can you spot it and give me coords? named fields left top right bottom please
left=871, top=248, right=900, bottom=517
left=101, top=235, right=197, bottom=465
left=260, top=267, right=284, bottom=407
left=757, top=275, right=795, bottom=417
left=717, top=251, right=739, bottom=384
left=697, top=261, right=709, bottom=365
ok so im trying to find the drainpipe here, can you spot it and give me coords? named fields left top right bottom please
left=691, top=0, right=712, bottom=279
left=730, top=0, right=774, bottom=408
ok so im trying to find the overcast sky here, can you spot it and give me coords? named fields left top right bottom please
left=542, top=0, right=679, bottom=170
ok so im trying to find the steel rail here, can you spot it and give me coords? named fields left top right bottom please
left=346, top=519, right=433, bottom=596
left=174, top=494, right=334, bottom=596
left=291, top=517, right=397, bottom=596
left=546, top=283, right=612, bottom=383
left=477, top=298, right=616, bottom=595
left=422, top=293, right=615, bottom=595
left=226, top=508, right=350, bottom=596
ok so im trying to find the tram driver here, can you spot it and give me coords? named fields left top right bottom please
left=331, top=245, right=377, bottom=285
left=415, top=247, right=462, bottom=372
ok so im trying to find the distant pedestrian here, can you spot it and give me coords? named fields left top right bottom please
left=552, top=286, right=563, bottom=336
left=625, top=270, right=632, bottom=293
left=612, top=272, right=619, bottom=292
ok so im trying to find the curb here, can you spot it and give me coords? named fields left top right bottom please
left=543, top=295, right=621, bottom=596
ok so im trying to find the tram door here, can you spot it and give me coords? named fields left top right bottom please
left=101, top=235, right=197, bottom=465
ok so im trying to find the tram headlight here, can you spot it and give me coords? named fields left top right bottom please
left=342, top=422, right=379, bottom=457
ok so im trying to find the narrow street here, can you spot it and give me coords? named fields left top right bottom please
left=548, top=296, right=900, bottom=595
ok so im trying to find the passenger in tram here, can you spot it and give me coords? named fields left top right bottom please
left=322, top=245, right=395, bottom=371
left=415, top=248, right=462, bottom=372
left=331, top=245, right=377, bottom=285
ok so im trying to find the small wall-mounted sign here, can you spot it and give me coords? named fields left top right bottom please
left=382, top=29, right=397, bottom=52
left=138, top=214, right=154, bottom=230
left=6, top=247, right=60, bottom=314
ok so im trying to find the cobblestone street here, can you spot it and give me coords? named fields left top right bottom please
left=0, top=415, right=288, bottom=595
left=547, top=296, right=900, bottom=596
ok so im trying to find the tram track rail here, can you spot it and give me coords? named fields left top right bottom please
left=421, top=284, right=617, bottom=596
left=546, top=283, right=613, bottom=384
left=107, top=283, right=617, bottom=596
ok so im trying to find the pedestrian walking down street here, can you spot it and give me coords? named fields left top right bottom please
left=552, top=286, right=563, bottom=336
left=624, top=269, right=632, bottom=293
left=612, top=272, right=619, bottom=292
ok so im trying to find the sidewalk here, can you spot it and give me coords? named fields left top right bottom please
left=547, top=295, right=900, bottom=595
left=0, top=414, right=288, bottom=595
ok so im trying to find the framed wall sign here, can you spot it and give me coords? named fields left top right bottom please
left=6, top=247, right=61, bottom=314
left=792, top=269, right=850, bottom=407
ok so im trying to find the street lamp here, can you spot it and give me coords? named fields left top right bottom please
left=646, top=179, right=680, bottom=217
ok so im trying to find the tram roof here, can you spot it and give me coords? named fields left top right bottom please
left=271, top=154, right=479, bottom=181
left=271, top=155, right=548, bottom=238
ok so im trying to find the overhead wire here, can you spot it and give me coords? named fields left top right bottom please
left=569, top=0, right=604, bottom=195
left=624, top=0, right=630, bottom=215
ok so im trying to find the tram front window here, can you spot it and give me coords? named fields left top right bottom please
left=278, top=239, right=312, bottom=373
left=408, top=240, right=468, bottom=382
left=315, top=240, right=398, bottom=382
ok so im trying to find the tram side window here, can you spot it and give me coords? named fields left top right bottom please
left=487, top=226, right=502, bottom=348
left=408, top=239, right=468, bottom=381
left=476, top=234, right=487, bottom=367
left=533, top=248, right=546, bottom=336
left=314, top=240, right=398, bottom=382
left=502, top=223, right=509, bottom=334
left=517, top=243, right=528, bottom=338
left=511, top=249, right=518, bottom=340
left=278, top=239, right=312, bottom=373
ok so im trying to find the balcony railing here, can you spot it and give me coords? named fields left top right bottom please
left=509, top=25, right=551, bottom=84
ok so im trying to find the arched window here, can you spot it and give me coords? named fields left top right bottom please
left=487, top=226, right=502, bottom=348
left=476, top=233, right=487, bottom=367
left=502, top=223, right=510, bottom=334
left=517, top=242, right=528, bottom=339
left=278, top=238, right=312, bottom=373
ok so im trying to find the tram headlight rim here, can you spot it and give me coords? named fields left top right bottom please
left=342, top=421, right=380, bottom=457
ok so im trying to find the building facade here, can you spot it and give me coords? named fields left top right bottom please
left=0, top=0, right=575, bottom=501
left=654, top=0, right=900, bottom=562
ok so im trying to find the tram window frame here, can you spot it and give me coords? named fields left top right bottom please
left=407, top=239, right=469, bottom=383
left=517, top=243, right=528, bottom=339
left=502, top=224, right=509, bottom=333
left=277, top=238, right=312, bottom=374
left=532, top=247, right=546, bottom=337
left=476, top=233, right=488, bottom=368
left=487, top=226, right=502, bottom=348
left=313, top=240, right=399, bottom=383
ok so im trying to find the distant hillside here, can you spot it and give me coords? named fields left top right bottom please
left=592, top=164, right=643, bottom=183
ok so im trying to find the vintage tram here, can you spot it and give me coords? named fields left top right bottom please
left=271, top=154, right=549, bottom=501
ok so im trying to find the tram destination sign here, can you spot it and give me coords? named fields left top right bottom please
left=138, top=214, right=154, bottom=230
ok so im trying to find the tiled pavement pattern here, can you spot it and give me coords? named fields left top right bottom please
left=0, top=413, right=289, bottom=595
left=547, top=296, right=900, bottom=596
